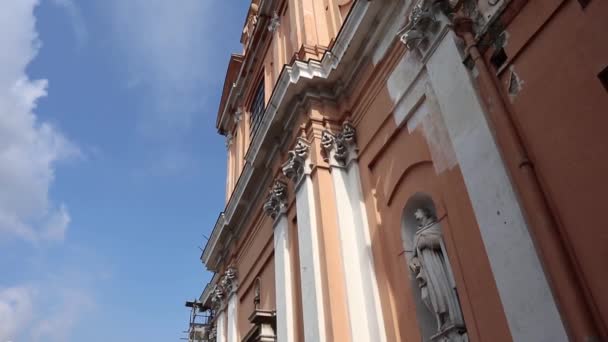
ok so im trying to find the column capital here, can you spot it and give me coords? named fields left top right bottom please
left=281, top=137, right=311, bottom=184
left=263, top=179, right=288, bottom=221
left=221, top=267, right=239, bottom=295
left=320, top=121, right=358, bottom=167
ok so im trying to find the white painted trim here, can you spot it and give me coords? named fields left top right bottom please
left=216, top=310, right=227, bottom=342
left=226, top=294, right=238, bottom=342
left=201, top=0, right=372, bottom=268
left=330, top=161, right=387, bottom=342
left=273, top=214, right=296, bottom=342
left=423, top=30, right=567, bottom=342
left=295, top=173, right=327, bottom=342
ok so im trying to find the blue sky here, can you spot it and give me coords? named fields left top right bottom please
left=0, top=1, right=249, bottom=340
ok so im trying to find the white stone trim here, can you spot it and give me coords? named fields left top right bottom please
left=226, top=293, right=238, bottom=342
left=295, top=173, right=327, bottom=342
left=273, top=214, right=296, bottom=342
left=216, top=310, right=227, bottom=342
left=201, top=0, right=371, bottom=268
left=423, top=30, right=567, bottom=342
left=330, top=160, right=387, bottom=342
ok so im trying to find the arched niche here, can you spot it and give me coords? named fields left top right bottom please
left=401, top=193, right=467, bottom=342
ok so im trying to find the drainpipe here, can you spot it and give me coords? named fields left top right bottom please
left=452, top=16, right=604, bottom=341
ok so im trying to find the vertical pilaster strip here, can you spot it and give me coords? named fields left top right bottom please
left=321, top=124, right=387, bottom=342
left=273, top=214, right=295, bottom=342
left=282, top=138, right=327, bottom=342
left=422, top=29, right=567, bottom=341
left=264, top=180, right=295, bottom=342
left=216, top=311, right=227, bottom=342
left=226, top=295, right=238, bottom=342
left=224, top=267, right=238, bottom=342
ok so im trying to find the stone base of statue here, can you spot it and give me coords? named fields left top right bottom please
left=431, top=322, right=468, bottom=342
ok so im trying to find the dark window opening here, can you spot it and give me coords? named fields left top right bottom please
left=598, top=66, right=608, bottom=92
left=490, top=47, right=508, bottom=72
left=250, top=79, right=265, bottom=137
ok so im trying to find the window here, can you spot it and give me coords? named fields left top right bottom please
left=250, top=80, right=265, bottom=137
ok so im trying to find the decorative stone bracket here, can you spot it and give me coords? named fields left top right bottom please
left=281, top=138, right=311, bottom=184
left=320, top=121, right=358, bottom=166
left=397, top=0, right=456, bottom=52
left=263, top=179, right=288, bottom=220
left=211, top=267, right=239, bottom=311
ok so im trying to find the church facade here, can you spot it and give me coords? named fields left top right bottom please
left=192, top=0, right=608, bottom=341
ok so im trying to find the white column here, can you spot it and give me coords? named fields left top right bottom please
left=422, top=29, right=567, bottom=341
left=273, top=213, right=296, bottom=342
left=282, top=138, right=327, bottom=342
left=322, top=126, right=386, bottom=342
left=216, top=310, right=227, bottom=342
left=226, top=294, right=238, bottom=342
left=264, top=179, right=296, bottom=342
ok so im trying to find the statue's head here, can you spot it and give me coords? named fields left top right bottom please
left=414, top=208, right=435, bottom=228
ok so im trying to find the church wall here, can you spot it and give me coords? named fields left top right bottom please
left=482, top=0, right=608, bottom=336
left=350, top=40, right=513, bottom=341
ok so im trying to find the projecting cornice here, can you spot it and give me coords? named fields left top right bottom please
left=201, top=0, right=373, bottom=272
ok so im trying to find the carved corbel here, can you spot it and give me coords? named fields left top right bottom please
left=263, top=179, right=288, bottom=219
left=268, top=11, right=280, bottom=32
left=321, top=121, right=358, bottom=165
left=211, top=283, right=225, bottom=311
left=234, top=108, right=243, bottom=124
left=397, top=0, right=459, bottom=52
left=281, top=138, right=311, bottom=184
left=222, top=267, right=239, bottom=294
left=225, top=132, right=234, bottom=150
left=398, top=0, right=438, bottom=50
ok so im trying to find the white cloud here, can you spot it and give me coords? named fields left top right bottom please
left=49, top=0, right=88, bottom=47
left=0, top=287, right=33, bottom=341
left=0, top=0, right=78, bottom=242
left=108, top=0, right=213, bottom=136
left=30, top=288, right=94, bottom=342
left=0, top=284, right=94, bottom=342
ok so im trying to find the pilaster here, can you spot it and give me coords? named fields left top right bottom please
left=263, top=178, right=295, bottom=341
left=320, top=121, right=387, bottom=342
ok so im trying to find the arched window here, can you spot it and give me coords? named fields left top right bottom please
left=401, top=193, right=467, bottom=341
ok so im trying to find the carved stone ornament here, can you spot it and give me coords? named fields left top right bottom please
left=321, top=121, right=357, bottom=165
left=225, top=133, right=233, bottom=150
left=398, top=0, right=438, bottom=50
left=281, top=138, right=310, bottom=183
left=234, top=108, right=243, bottom=123
left=263, top=179, right=288, bottom=219
left=211, top=283, right=225, bottom=310
left=221, top=267, right=239, bottom=293
left=268, top=11, right=280, bottom=32
left=409, top=208, right=468, bottom=342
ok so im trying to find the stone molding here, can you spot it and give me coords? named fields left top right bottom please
left=201, top=0, right=371, bottom=270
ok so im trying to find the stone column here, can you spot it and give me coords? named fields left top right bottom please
left=211, top=283, right=228, bottom=342
left=320, top=122, right=386, bottom=342
left=223, top=268, right=239, bottom=342
left=281, top=137, right=328, bottom=342
left=264, top=179, right=295, bottom=342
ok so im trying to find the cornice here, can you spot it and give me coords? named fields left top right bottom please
left=202, top=0, right=374, bottom=271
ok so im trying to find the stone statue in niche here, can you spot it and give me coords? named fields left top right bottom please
left=409, top=208, right=468, bottom=342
